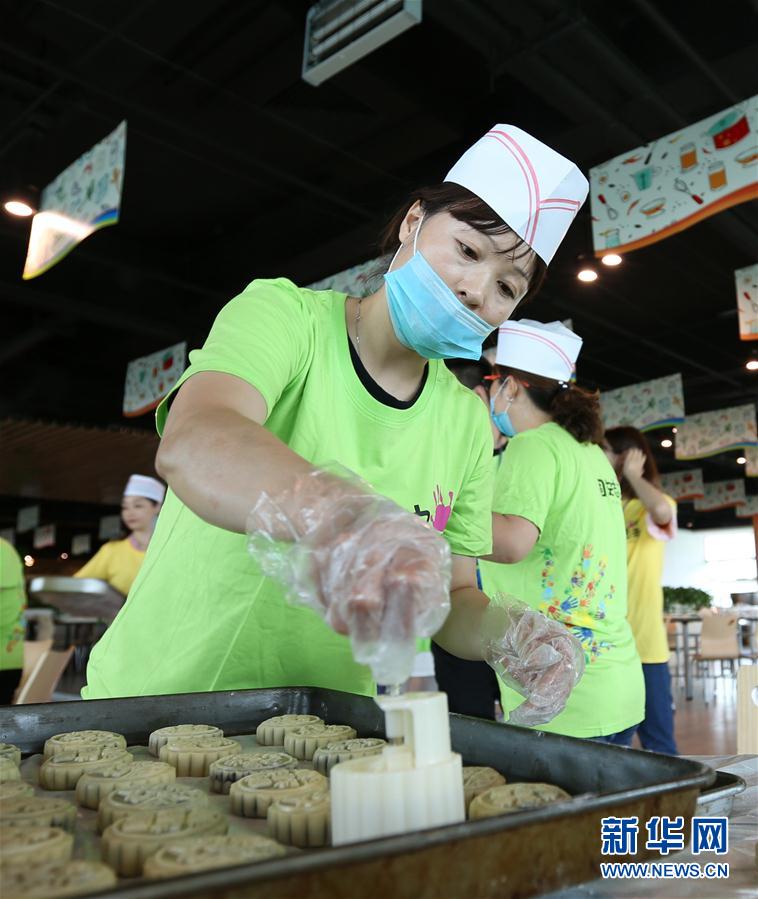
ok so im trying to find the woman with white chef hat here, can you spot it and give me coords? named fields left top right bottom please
left=84, top=125, right=590, bottom=710
left=75, top=474, right=165, bottom=597
left=479, top=321, right=645, bottom=735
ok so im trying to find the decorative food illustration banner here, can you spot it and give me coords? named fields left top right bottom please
left=590, top=95, right=758, bottom=257
left=123, top=341, right=186, bottom=418
left=693, top=480, right=746, bottom=512
left=600, top=373, right=684, bottom=431
left=736, top=263, right=758, bottom=341
left=736, top=495, right=758, bottom=518
left=675, top=403, right=757, bottom=460
left=659, top=468, right=705, bottom=502
left=23, top=121, right=126, bottom=280
left=33, top=524, right=56, bottom=550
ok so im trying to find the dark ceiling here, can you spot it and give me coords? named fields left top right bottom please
left=1, top=0, right=757, bottom=530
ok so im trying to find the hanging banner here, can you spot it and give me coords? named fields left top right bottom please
left=0, top=528, right=16, bottom=545
left=736, top=263, right=758, bottom=341
left=33, top=524, right=56, bottom=549
left=745, top=446, right=758, bottom=478
left=600, top=373, right=684, bottom=431
left=675, top=403, right=757, bottom=460
left=123, top=341, right=186, bottom=417
left=590, top=95, right=758, bottom=257
left=71, top=534, right=92, bottom=557
left=98, top=515, right=122, bottom=541
left=736, top=495, right=758, bottom=518
left=16, top=505, right=40, bottom=533
left=659, top=469, right=705, bottom=502
left=308, top=257, right=380, bottom=296
left=23, top=121, right=126, bottom=280
left=694, top=480, right=747, bottom=512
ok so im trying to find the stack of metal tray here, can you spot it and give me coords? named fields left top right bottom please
left=27, top=576, right=125, bottom=622
left=1, top=687, right=720, bottom=898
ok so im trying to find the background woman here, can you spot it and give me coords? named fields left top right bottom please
left=75, top=474, right=165, bottom=597
left=479, top=320, right=645, bottom=736
left=605, top=426, right=679, bottom=754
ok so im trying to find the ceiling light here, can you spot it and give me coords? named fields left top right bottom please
left=4, top=200, right=34, bottom=217
left=661, top=439, right=673, bottom=448
left=672, top=427, right=678, bottom=434
left=747, top=360, right=758, bottom=371
left=60, top=552, right=69, bottom=560
left=737, top=456, right=747, bottom=465
left=601, top=253, right=622, bottom=266
left=23, top=555, right=35, bottom=566
left=577, top=268, right=598, bottom=282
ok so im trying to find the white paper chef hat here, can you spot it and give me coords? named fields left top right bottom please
left=123, top=474, right=165, bottom=504
left=445, top=125, right=589, bottom=265
left=496, top=319, right=582, bottom=383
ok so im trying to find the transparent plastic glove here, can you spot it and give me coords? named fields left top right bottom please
left=246, top=469, right=452, bottom=685
left=481, top=595, right=585, bottom=727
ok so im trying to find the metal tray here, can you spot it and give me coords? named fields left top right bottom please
left=0, top=687, right=715, bottom=899
left=695, top=770, right=746, bottom=817
left=27, top=576, right=125, bottom=621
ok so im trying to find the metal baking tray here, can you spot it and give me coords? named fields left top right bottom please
left=27, top=576, right=125, bottom=622
left=1, top=687, right=715, bottom=899
left=695, top=770, right=746, bottom=817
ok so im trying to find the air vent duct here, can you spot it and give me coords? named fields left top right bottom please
left=302, top=0, right=422, bottom=86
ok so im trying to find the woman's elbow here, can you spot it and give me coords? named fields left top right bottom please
left=155, top=435, right=181, bottom=482
left=652, top=504, right=673, bottom=527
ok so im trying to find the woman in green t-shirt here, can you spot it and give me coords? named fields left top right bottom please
left=84, top=126, right=590, bottom=705
left=0, top=538, right=26, bottom=704
left=480, top=320, right=645, bottom=737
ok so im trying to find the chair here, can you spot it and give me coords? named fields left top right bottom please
left=14, top=647, right=74, bottom=704
left=55, top=615, right=104, bottom=673
left=664, top=616, right=681, bottom=684
left=693, top=615, right=740, bottom=704
left=13, top=639, right=53, bottom=700
left=737, top=666, right=758, bottom=753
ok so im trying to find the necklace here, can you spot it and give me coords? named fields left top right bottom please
left=354, top=296, right=363, bottom=358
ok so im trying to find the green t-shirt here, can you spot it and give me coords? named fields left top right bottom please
left=0, top=539, right=26, bottom=671
left=479, top=423, right=644, bottom=737
left=84, top=279, right=493, bottom=699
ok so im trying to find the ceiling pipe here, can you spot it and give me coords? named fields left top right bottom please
left=629, top=0, right=740, bottom=104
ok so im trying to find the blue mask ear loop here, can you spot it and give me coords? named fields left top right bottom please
left=490, top=378, right=512, bottom=416
left=387, top=212, right=425, bottom=274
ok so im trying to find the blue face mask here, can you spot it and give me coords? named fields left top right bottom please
left=383, top=216, right=494, bottom=361
left=490, top=380, right=517, bottom=437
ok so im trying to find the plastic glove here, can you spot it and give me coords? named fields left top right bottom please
left=247, top=469, right=452, bottom=685
left=481, top=596, right=585, bottom=727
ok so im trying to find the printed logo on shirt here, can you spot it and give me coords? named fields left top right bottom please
left=625, top=516, right=642, bottom=542
left=413, top=485, right=454, bottom=533
left=598, top=478, right=621, bottom=499
left=539, top=546, right=616, bottom=664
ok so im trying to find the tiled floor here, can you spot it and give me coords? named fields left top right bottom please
left=669, top=668, right=739, bottom=756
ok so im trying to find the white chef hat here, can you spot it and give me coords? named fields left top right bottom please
left=445, top=125, right=589, bottom=265
left=495, top=319, right=583, bottom=383
left=123, top=474, right=165, bottom=504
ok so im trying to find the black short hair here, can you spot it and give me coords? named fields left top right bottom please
left=445, top=356, right=492, bottom=390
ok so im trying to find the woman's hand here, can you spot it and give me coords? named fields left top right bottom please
left=482, top=598, right=585, bottom=726
left=621, top=448, right=646, bottom=483
left=247, top=470, right=452, bottom=684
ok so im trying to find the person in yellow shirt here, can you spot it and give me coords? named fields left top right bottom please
left=75, top=475, right=165, bottom=597
left=605, top=426, right=678, bottom=755
left=0, top=538, right=26, bottom=704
